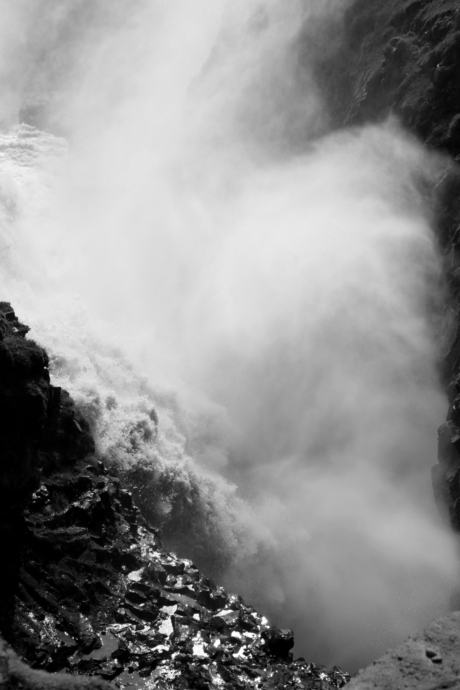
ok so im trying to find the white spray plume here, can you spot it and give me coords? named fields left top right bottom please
left=0, top=0, right=458, bottom=672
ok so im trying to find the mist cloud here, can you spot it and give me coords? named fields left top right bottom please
left=0, top=0, right=457, bottom=673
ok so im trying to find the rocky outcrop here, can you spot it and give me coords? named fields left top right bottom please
left=12, top=459, right=348, bottom=689
left=0, top=301, right=94, bottom=505
left=0, top=304, right=349, bottom=689
left=0, top=302, right=94, bottom=638
left=0, top=301, right=50, bottom=501
left=303, top=0, right=460, bottom=151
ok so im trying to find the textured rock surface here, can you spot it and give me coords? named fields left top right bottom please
left=348, top=611, right=460, bottom=690
left=0, top=303, right=349, bottom=689
left=10, top=451, right=349, bottom=689
left=305, top=0, right=460, bottom=149
left=310, top=0, right=460, bottom=563
left=296, top=0, right=460, bottom=687
left=0, top=302, right=94, bottom=639
left=0, top=300, right=50, bottom=500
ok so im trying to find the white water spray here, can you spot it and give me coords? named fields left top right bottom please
left=0, top=0, right=458, bottom=671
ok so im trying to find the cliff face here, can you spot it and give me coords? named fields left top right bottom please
left=300, top=0, right=460, bottom=538
left=0, top=303, right=94, bottom=637
left=306, top=0, right=460, bottom=149
left=0, top=302, right=349, bottom=690
left=305, top=1, right=460, bottom=686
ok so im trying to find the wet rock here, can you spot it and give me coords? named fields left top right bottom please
left=2, top=443, right=349, bottom=689
left=308, top=0, right=460, bottom=145
left=0, top=303, right=50, bottom=499
left=0, top=304, right=347, bottom=689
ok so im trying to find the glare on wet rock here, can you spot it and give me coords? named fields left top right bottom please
left=0, top=304, right=348, bottom=690
left=14, top=452, right=350, bottom=689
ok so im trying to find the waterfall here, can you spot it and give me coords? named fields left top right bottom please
left=0, top=0, right=458, bottom=670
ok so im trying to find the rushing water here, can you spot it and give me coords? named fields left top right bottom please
left=0, top=0, right=458, bottom=671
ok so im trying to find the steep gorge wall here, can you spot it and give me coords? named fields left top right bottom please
left=0, top=313, right=348, bottom=689
left=307, top=0, right=460, bottom=148
left=301, top=0, right=460, bottom=533
left=305, top=1, right=460, bottom=686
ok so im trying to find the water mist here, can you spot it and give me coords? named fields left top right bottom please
left=0, top=0, right=458, bottom=672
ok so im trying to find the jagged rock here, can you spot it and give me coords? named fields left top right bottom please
left=0, top=304, right=348, bottom=689
left=0, top=304, right=97, bottom=637
left=8, top=456, right=349, bottom=689
left=0, top=302, right=50, bottom=500
left=307, top=0, right=460, bottom=148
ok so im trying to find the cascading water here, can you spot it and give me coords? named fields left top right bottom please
left=0, top=0, right=459, bottom=672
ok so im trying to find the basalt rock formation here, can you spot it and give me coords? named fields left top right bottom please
left=0, top=302, right=349, bottom=690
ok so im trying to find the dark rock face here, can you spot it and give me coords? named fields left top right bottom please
left=0, top=301, right=50, bottom=501
left=0, top=306, right=349, bottom=689
left=0, top=303, right=94, bottom=638
left=302, top=0, right=460, bottom=547
left=0, top=303, right=52, bottom=636
left=11, top=448, right=349, bottom=689
left=0, top=301, right=94, bottom=503
left=302, top=0, right=460, bottom=152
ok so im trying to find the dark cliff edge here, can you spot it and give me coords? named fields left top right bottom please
left=0, top=302, right=349, bottom=690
